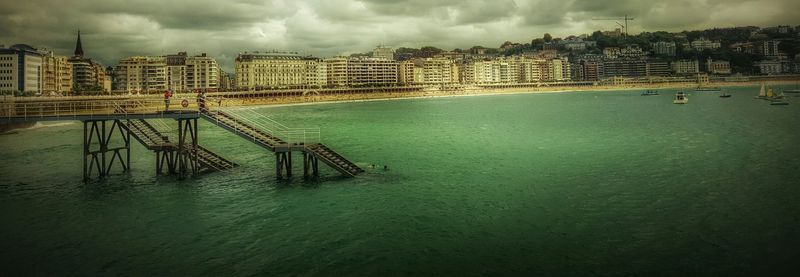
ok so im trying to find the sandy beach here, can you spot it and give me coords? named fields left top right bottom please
left=213, top=79, right=800, bottom=109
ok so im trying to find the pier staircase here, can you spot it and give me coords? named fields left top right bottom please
left=122, top=119, right=238, bottom=172
left=304, top=143, right=363, bottom=177
left=200, top=108, right=363, bottom=178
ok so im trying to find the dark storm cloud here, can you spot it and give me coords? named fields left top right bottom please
left=1, top=0, right=798, bottom=71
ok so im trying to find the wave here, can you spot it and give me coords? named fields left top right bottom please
left=2, top=122, right=77, bottom=134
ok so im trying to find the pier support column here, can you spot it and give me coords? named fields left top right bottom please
left=82, top=120, right=130, bottom=180
left=302, top=152, right=319, bottom=180
left=155, top=150, right=177, bottom=175
left=176, top=118, right=199, bottom=179
left=275, top=151, right=292, bottom=179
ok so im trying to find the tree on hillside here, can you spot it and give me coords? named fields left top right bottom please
left=544, top=33, right=553, bottom=43
left=530, top=38, right=545, bottom=50
left=418, top=46, right=444, bottom=57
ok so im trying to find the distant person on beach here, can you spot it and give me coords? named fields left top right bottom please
left=383, top=165, right=388, bottom=171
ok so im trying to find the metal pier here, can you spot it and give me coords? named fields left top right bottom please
left=1, top=97, right=362, bottom=181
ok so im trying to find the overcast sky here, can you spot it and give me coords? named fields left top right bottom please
left=1, top=0, right=798, bottom=71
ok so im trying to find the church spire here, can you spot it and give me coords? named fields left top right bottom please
left=74, top=30, right=84, bottom=57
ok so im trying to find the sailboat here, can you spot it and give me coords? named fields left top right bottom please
left=755, top=83, right=768, bottom=99
left=767, top=87, right=784, bottom=100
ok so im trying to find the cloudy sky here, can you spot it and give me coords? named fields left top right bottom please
left=1, top=0, right=798, bottom=71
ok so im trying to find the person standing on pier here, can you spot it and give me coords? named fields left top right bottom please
left=163, top=90, right=172, bottom=111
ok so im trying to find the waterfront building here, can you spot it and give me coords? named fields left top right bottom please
left=324, top=57, right=348, bottom=87
left=578, top=60, right=604, bottom=81
left=550, top=57, right=571, bottom=81
left=236, top=52, right=326, bottom=90
left=0, top=44, right=44, bottom=94
left=166, top=53, right=187, bottom=92
left=372, top=46, right=395, bottom=61
left=324, top=57, right=398, bottom=87
left=603, top=59, right=646, bottom=78
left=345, top=57, right=398, bottom=86
left=114, top=56, right=168, bottom=93
left=706, top=58, right=732, bottom=75
left=516, top=57, right=544, bottom=83
left=400, top=58, right=459, bottom=85
left=646, top=60, right=672, bottom=77
left=672, top=59, right=700, bottom=74
left=41, top=51, right=73, bottom=94
left=651, top=41, right=676, bottom=56
left=185, top=53, right=219, bottom=90
left=460, top=58, right=515, bottom=84
left=584, top=61, right=604, bottom=81
left=398, top=60, right=418, bottom=85
left=218, top=69, right=233, bottom=91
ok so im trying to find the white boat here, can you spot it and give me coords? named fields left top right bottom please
left=673, top=92, right=688, bottom=104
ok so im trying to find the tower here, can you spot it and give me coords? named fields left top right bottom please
left=74, top=30, right=84, bottom=57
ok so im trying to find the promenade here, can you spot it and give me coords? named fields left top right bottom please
left=3, top=75, right=800, bottom=110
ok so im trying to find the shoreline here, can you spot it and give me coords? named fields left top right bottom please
left=220, top=80, right=796, bottom=110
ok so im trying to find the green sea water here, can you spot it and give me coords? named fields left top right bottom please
left=1, top=86, right=799, bottom=276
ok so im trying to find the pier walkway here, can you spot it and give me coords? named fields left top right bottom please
left=0, top=98, right=363, bottom=180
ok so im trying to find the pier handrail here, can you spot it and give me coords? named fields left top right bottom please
left=222, top=107, right=321, bottom=146
left=0, top=99, right=198, bottom=122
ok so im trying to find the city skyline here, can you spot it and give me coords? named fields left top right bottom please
left=2, top=0, right=800, bottom=72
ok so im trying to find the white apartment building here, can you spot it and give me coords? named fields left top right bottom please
left=324, top=57, right=398, bottom=87
left=672, top=59, right=700, bottom=74
left=186, top=54, right=219, bottom=90
left=462, top=58, right=518, bottom=84
left=515, top=57, right=543, bottom=83
left=400, top=58, right=459, bottom=85
left=114, top=56, right=168, bottom=93
left=236, top=52, right=326, bottom=90
left=550, top=57, right=571, bottom=81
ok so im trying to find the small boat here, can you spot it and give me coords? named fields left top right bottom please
left=719, top=92, right=731, bottom=98
left=641, top=90, right=659, bottom=96
left=673, top=92, right=688, bottom=104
